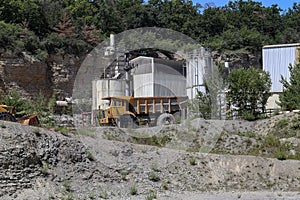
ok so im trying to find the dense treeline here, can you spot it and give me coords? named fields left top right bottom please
left=0, top=0, right=299, bottom=58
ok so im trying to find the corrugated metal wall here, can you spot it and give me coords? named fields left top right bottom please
left=92, top=79, right=126, bottom=110
left=154, top=64, right=186, bottom=96
left=263, top=45, right=298, bottom=92
left=131, top=57, right=186, bottom=97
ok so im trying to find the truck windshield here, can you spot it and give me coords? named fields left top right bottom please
left=112, top=99, right=123, bottom=106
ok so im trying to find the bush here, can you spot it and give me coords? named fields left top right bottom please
left=276, top=151, right=287, bottom=160
left=0, top=21, right=23, bottom=53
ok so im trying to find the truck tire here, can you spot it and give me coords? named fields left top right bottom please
left=156, top=113, right=175, bottom=126
left=119, top=114, right=136, bottom=128
left=0, top=112, right=16, bottom=122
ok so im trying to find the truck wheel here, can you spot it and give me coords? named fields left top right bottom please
left=156, top=113, right=175, bottom=126
left=0, top=112, right=16, bottom=122
left=119, top=114, right=136, bottom=128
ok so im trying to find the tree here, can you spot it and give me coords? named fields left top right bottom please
left=279, top=62, right=300, bottom=111
left=227, top=67, right=271, bottom=120
left=189, top=90, right=211, bottom=119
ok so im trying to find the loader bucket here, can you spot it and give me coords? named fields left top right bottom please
left=17, top=114, right=40, bottom=126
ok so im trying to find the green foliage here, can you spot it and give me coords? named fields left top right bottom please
left=0, top=21, right=22, bottom=53
left=40, top=163, right=49, bottom=176
left=227, top=67, right=271, bottom=120
left=276, top=151, right=287, bottom=160
left=162, top=181, right=169, bottom=190
left=279, top=62, right=300, bottom=111
left=189, top=90, right=211, bottom=119
left=264, top=136, right=280, bottom=148
left=189, top=156, right=197, bottom=166
left=130, top=185, right=137, bottom=195
left=63, top=180, right=71, bottom=192
left=87, top=151, right=95, bottom=161
left=1, top=123, right=6, bottom=128
left=0, top=0, right=299, bottom=57
left=0, top=88, right=32, bottom=115
left=146, top=190, right=157, bottom=200
left=148, top=171, right=160, bottom=182
left=99, top=189, right=108, bottom=199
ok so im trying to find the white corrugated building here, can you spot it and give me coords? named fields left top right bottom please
left=263, top=43, right=300, bottom=109
left=130, top=56, right=186, bottom=97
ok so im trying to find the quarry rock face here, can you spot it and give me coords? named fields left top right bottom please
left=0, top=53, right=83, bottom=100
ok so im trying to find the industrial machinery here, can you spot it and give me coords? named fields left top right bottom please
left=99, top=96, right=188, bottom=128
left=0, top=104, right=39, bottom=126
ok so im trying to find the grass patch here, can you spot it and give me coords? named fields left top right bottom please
left=189, top=156, right=196, bottom=165
left=99, top=189, right=108, bottom=199
left=63, top=180, right=71, bottom=192
left=162, top=181, right=169, bottom=190
left=1, top=123, right=6, bottom=128
left=146, top=190, right=157, bottom=200
left=276, top=151, right=287, bottom=160
left=148, top=171, right=160, bottom=182
left=130, top=185, right=137, bottom=195
left=87, top=150, right=95, bottom=161
left=78, top=128, right=96, bottom=138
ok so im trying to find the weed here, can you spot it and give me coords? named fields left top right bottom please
left=40, top=163, right=49, bottom=176
left=33, top=127, right=41, bottom=136
left=189, top=156, right=196, bottom=165
left=148, top=171, right=160, bottom=182
left=264, top=136, right=280, bottom=147
left=1, top=123, right=6, bottom=128
left=276, top=151, right=287, bottom=160
left=61, top=193, right=73, bottom=200
left=142, top=148, right=147, bottom=153
left=146, top=190, right=157, bottom=200
left=275, top=119, right=289, bottom=129
left=120, top=170, right=129, bottom=180
left=162, top=181, right=169, bottom=190
left=99, top=189, right=108, bottom=199
left=130, top=185, right=137, bottom=195
left=78, top=128, right=96, bottom=138
left=245, top=138, right=252, bottom=146
left=151, top=162, right=159, bottom=172
left=54, top=126, right=69, bottom=134
left=87, top=151, right=95, bottom=161
left=88, top=192, right=96, bottom=199
left=63, top=180, right=71, bottom=192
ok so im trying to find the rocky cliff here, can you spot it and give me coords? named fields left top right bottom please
left=0, top=53, right=83, bottom=100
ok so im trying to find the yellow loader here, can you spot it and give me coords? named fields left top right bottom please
left=0, top=104, right=39, bottom=126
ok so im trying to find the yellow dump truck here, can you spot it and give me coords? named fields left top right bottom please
left=99, top=96, right=188, bottom=128
left=0, top=104, right=39, bottom=126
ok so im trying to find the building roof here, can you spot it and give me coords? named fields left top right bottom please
left=263, top=43, right=300, bottom=49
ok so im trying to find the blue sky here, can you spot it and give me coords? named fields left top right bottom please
left=193, top=1, right=295, bottom=11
